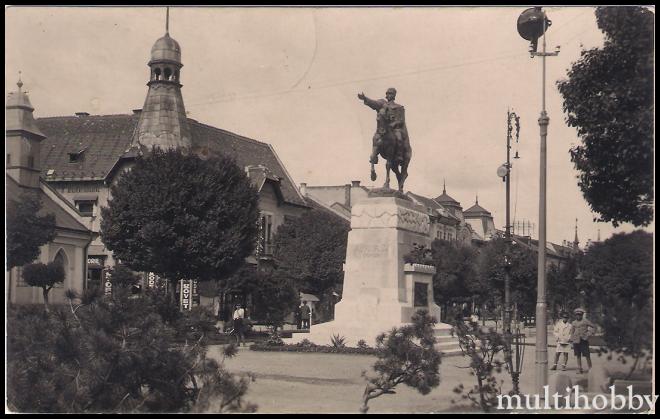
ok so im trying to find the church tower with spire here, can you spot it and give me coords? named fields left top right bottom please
left=133, top=9, right=191, bottom=151
left=6, top=76, right=47, bottom=189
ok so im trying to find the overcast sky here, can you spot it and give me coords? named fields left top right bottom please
left=5, top=6, right=654, bottom=246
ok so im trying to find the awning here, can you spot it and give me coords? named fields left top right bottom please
left=299, top=292, right=320, bottom=302
left=73, top=193, right=99, bottom=201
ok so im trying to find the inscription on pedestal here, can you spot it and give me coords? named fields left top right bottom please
left=351, top=243, right=389, bottom=258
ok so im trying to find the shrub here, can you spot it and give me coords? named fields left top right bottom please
left=357, top=339, right=370, bottom=349
left=331, top=334, right=347, bottom=348
left=6, top=287, right=255, bottom=413
left=360, top=310, right=441, bottom=413
left=451, top=319, right=506, bottom=412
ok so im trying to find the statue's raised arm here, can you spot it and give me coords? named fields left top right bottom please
left=357, top=92, right=385, bottom=111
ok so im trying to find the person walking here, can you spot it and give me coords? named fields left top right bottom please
left=300, top=301, right=311, bottom=329
left=571, top=307, right=595, bottom=373
left=550, top=311, right=573, bottom=371
left=232, top=303, right=246, bottom=346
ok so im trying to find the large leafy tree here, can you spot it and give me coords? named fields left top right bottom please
left=579, top=230, right=653, bottom=375
left=556, top=6, right=654, bottom=227
left=101, top=148, right=260, bottom=285
left=475, top=239, right=538, bottom=317
left=429, top=239, right=480, bottom=305
left=6, top=191, right=57, bottom=270
left=246, top=268, right=299, bottom=330
left=273, top=209, right=349, bottom=303
left=546, top=254, right=586, bottom=319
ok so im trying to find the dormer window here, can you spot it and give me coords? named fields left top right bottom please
left=69, top=148, right=87, bottom=163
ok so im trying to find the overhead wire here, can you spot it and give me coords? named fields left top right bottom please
left=185, top=8, right=596, bottom=109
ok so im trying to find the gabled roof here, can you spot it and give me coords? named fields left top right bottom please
left=435, top=190, right=461, bottom=207
left=406, top=191, right=459, bottom=221
left=302, top=193, right=351, bottom=223
left=464, top=202, right=492, bottom=216
left=511, top=235, right=576, bottom=259
left=35, top=114, right=308, bottom=207
left=189, top=120, right=307, bottom=207
left=6, top=174, right=91, bottom=234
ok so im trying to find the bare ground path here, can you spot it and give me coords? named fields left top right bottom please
left=206, top=345, right=624, bottom=413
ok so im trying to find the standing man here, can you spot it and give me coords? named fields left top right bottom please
left=550, top=311, right=573, bottom=371
left=232, top=303, right=246, bottom=346
left=571, top=307, right=595, bottom=373
left=300, top=300, right=311, bottom=330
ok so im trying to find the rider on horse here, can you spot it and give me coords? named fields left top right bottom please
left=358, top=88, right=412, bottom=190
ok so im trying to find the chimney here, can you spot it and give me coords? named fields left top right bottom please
left=300, top=182, right=307, bottom=196
left=351, top=180, right=361, bottom=187
left=75, top=112, right=90, bottom=117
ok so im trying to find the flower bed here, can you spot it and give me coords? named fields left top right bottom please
left=250, top=342, right=379, bottom=355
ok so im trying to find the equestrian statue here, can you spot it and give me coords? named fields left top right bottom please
left=357, top=88, right=412, bottom=192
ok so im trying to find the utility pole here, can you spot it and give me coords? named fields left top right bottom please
left=517, top=6, right=560, bottom=396
left=504, top=109, right=520, bottom=335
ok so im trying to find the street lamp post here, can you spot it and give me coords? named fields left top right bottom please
left=517, top=6, right=560, bottom=396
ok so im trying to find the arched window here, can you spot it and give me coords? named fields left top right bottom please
left=164, top=67, right=172, bottom=80
left=53, top=249, right=69, bottom=288
left=154, top=68, right=162, bottom=80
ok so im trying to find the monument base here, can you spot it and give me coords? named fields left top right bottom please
left=285, top=195, right=460, bottom=353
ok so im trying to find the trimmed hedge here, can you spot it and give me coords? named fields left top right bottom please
left=250, top=343, right=379, bottom=355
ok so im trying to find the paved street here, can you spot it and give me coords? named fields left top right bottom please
left=207, top=344, right=616, bottom=413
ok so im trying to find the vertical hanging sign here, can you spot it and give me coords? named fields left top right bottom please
left=180, top=279, right=192, bottom=311
left=192, top=279, right=200, bottom=306
left=104, top=271, right=113, bottom=296
left=147, top=272, right=157, bottom=289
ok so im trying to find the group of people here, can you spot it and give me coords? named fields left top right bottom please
left=551, top=307, right=596, bottom=374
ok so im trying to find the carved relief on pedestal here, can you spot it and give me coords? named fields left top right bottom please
left=351, top=200, right=430, bottom=235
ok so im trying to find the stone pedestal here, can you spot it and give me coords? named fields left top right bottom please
left=287, top=195, right=448, bottom=347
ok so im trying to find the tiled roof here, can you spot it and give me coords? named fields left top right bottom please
left=435, top=191, right=461, bottom=207
left=38, top=114, right=138, bottom=181
left=189, top=120, right=307, bottom=207
left=302, top=194, right=351, bottom=223
left=511, top=235, right=575, bottom=259
left=464, top=202, right=492, bottom=215
left=406, top=191, right=459, bottom=221
left=6, top=175, right=90, bottom=233
left=35, top=114, right=307, bottom=207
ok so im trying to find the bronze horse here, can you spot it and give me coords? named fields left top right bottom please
left=370, top=122, right=411, bottom=192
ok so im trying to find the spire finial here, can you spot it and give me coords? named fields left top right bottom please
left=443, top=179, right=446, bottom=194
left=475, top=192, right=478, bottom=205
left=166, top=6, right=170, bottom=35
left=17, top=71, right=23, bottom=90
left=574, top=218, right=579, bottom=246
